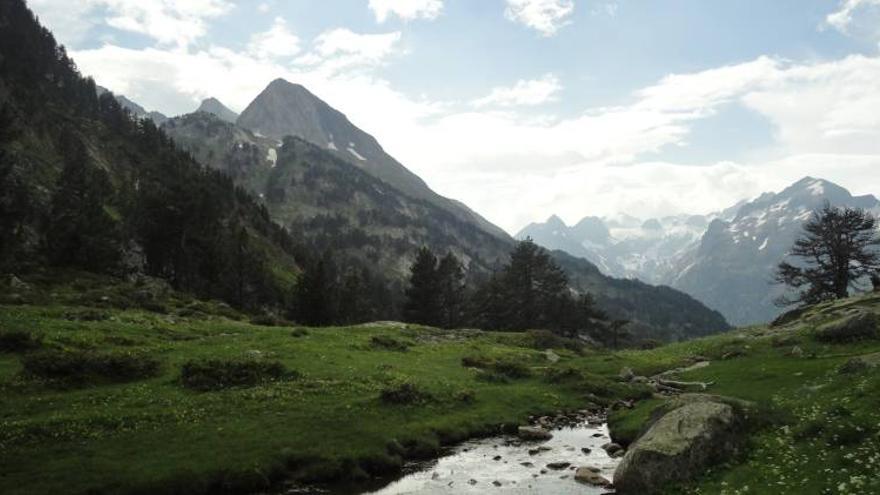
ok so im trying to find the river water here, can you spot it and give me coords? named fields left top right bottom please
left=364, top=422, right=619, bottom=494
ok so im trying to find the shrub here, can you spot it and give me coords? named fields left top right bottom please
left=21, top=349, right=160, bottom=384
left=525, top=329, right=583, bottom=354
left=544, top=366, right=583, bottom=383
left=0, top=330, right=42, bottom=352
left=290, top=328, right=310, bottom=338
left=379, top=380, right=431, bottom=404
left=838, top=358, right=870, bottom=374
left=180, top=359, right=292, bottom=391
left=475, top=370, right=510, bottom=384
left=455, top=389, right=477, bottom=404
left=370, top=335, right=411, bottom=352
left=826, top=421, right=868, bottom=446
left=491, top=359, right=531, bottom=379
left=63, top=309, right=109, bottom=322
left=461, top=354, right=492, bottom=368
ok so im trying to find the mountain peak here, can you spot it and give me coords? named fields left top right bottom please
left=196, top=97, right=238, bottom=123
left=546, top=214, right=566, bottom=228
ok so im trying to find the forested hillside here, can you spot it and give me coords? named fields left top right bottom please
left=0, top=1, right=299, bottom=311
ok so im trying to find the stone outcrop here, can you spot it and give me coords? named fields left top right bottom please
left=613, top=395, right=752, bottom=494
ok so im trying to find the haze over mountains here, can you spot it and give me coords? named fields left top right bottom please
left=519, top=177, right=880, bottom=326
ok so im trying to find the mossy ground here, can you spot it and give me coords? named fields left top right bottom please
left=3, top=275, right=880, bottom=495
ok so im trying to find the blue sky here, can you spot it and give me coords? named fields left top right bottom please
left=28, top=0, right=880, bottom=232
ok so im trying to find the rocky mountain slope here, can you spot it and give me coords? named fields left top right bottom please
left=520, top=177, right=880, bottom=326
left=163, top=109, right=730, bottom=339
left=196, top=97, right=238, bottom=123
left=96, top=85, right=168, bottom=125
left=236, top=79, right=507, bottom=239
left=674, top=177, right=880, bottom=325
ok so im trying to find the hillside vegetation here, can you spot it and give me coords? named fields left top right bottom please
left=2, top=273, right=880, bottom=494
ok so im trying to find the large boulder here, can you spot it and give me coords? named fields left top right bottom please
left=815, top=312, right=878, bottom=343
left=613, top=396, right=749, bottom=494
left=517, top=426, right=552, bottom=441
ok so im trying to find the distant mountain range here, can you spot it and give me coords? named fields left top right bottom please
left=518, top=177, right=880, bottom=325
left=154, top=80, right=730, bottom=339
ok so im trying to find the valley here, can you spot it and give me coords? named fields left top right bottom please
left=3, top=1, right=880, bottom=494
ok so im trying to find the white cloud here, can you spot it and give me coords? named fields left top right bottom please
left=505, top=0, right=575, bottom=37
left=70, top=42, right=880, bottom=232
left=27, top=0, right=101, bottom=44
left=473, top=74, right=562, bottom=107
left=247, top=17, right=300, bottom=60
left=827, top=0, right=880, bottom=32
left=368, top=0, right=443, bottom=23
left=825, top=0, right=880, bottom=44
left=102, top=0, right=233, bottom=47
left=28, top=0, right=233, bottom=48
left=295, top=28, right=403, bottom=75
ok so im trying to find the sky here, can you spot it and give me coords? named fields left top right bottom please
left=27, top=0, right=880, bottom=234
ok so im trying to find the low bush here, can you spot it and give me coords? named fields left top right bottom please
left=290, top=328, right=310, bottom=338
left=21, top=349, right=161, bottom=384
left=379, top=380, right=431, bottom=405
left=180, top=359, right=293, bottom=391
left=461, top=354, right=492, bottom=368
left=475, top=370, right=509, bottom=384
left=0, top=330, right=42, bottom=352
left=370, top=335, right=411, bottom=352
left=491, top=359, right=531, bottom=379
left=544, top=366, right=583, bottom=383
left=454, top=389, right=477, bottom=404
left=525, top=329, right=584, bottom=354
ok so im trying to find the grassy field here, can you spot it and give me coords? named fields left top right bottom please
left=2, top=275, right=880, bottom=495
left=0, top=275, right=650, bottom=495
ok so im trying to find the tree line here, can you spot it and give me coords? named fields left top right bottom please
left=402, top=239, right=612, bottom=339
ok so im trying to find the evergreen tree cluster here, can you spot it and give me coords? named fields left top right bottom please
left=288, top=252, right=396, bottom=326
left=404, top=240, right=608, bottom=338
left=403, top=247, right=466, bottom=328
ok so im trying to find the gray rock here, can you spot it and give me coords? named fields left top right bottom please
left=601, top=442, right=624, bottom=456
left=518, top=426, right=553, bottom=441
left=613, top=397, right=747, bottom=494
left=575, top=467, right=612, bottom=487
left=619, top=367, right=635, bottom=381
left=790, top=345, right=804, bottom=357
left=815, top=312, right=878, bottom=343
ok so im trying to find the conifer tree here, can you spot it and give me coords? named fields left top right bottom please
left=776, top=203, right=880, bottom=306
left=47, top=132, right=121, bottom=272
left=437, top=252, right=465, bottom=328
left=404, top=247, right=441, bottom=326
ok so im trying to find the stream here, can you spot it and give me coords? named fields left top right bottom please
left=282, top=419, right=619, bottom=494
left=366, top=422, right=618, bottom=494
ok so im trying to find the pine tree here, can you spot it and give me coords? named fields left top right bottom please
left=776, top=203, right=880, bottom=306
left=437, top=252, right=465, bottom=328
left=46, top=132, right=122, bottom=272
left=293, top=254, right=335, bottom=326
left=404, top=247, right=441, bottom=326
left=504, top=239, right=568, bottom=330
